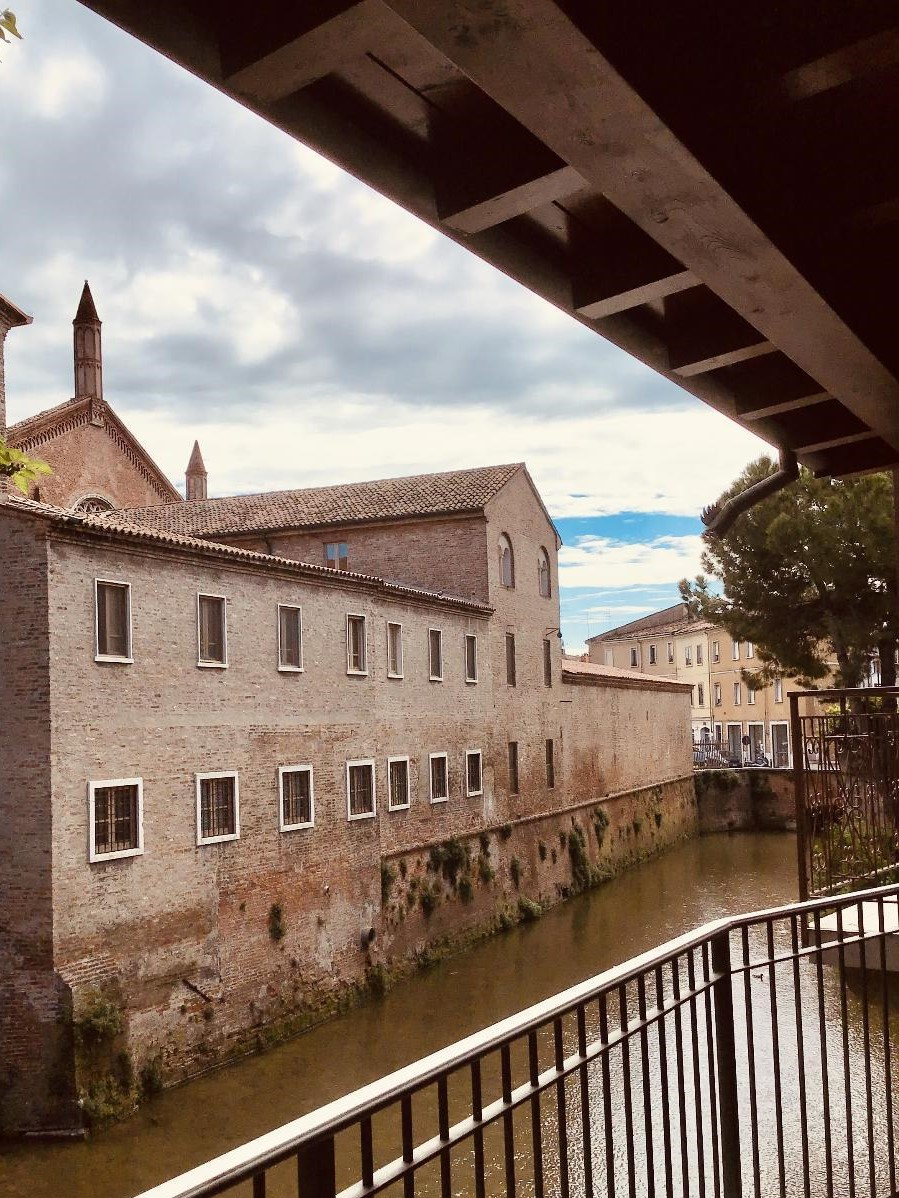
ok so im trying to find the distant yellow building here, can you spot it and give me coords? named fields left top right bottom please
left=586, top=603, right=827, bottom=766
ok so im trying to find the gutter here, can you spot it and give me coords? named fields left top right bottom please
left=701, top=447, right=798, bottom=537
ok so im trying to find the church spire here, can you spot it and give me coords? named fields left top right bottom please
left=73, top=280, right=102, bottom=401
left=185, top=440, right=207, bottom=501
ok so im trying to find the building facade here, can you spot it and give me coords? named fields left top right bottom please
left=0, top=289, right=696, bottom=1133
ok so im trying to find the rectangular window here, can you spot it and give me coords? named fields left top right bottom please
left=698, top=683, right=705, bottom=707
left=325, top=541, right=349, bottom=571
left=95, top=580, right=132, bottom=662
left=649, top=644, right=657, bottom=665
left=774, top=677, right=783, bottom=703
left=714, top=682, right=722, bottom=706
left=712, top=640, right=720, bottom=663
left=508, top=741, right=519, bottom=794
left=691, top=685, right=697, bottom=706
left=630, top=646, right=638, bottom=668
left=684, top=645, right=693, bottom=666
left=197, top=594, right=227, bottom=666
left=466, top=750, right=483, bottom=797
left=88, top=778, right=143, bottom=861
left=696, top=643, right=703, bottom=665
left=506, top=633, right=517, bottom=686
left=196, top=772, right=239, bottom=844
left=388, top=756, right=410, bottom=810
left=279, top=765, right=314, bottom=830
left=604, top=648, right=614, bottom=667
left=748, top=687, right=757, bottom=705
left=429, top=752, right=449, bottom=804
left=347, top=760, right=375, bottom=820
left=278, top=605, right=303, bottom=671
left=733, top=682, right=742, bottom=705
left=347, top=614, right=367, bottom=674
left=465, top=634, right=478, bottom=683
left=429, top=628, right=444, bottom=681
left=545, top=739, right=555, bottom=789
left=732, top=641, right=740, bottom=660
left=746, top=642, right=754, bottom=659
left=386, top=622, right=403, bottom=678
left=543, top=638, right=552, bottom=687
left=667, top=642, right=674, bottom=664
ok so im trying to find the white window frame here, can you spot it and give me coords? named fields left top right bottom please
left=746, top=642, right=755, bottom=659
left=696, top=643, right=704, bottom=665
left=94, top=579, right=133, bottom=664
left=629, top=646, right=638, bottom=668
left=748, top=687, right=757, bottom=705
left=732, top=641, right=740, bottom=661
left=429, top=752, right=449, bottom=804
left=278, top=764, right=314, bottom=831
left=733, top=681, right=742, bottom=705
left=684, top=645, right=693, bottom=666
left=770, top=720, right=791, bottom=767
left=774, top=677, right=784, bottom=703
left=346, top=759, right=376, bottom=821
left=698, top=683, right=705, bottom=707
left=667, top=641, right=674, bottom=663
left=277, top=604, right=304, bottom=672
left=196, top=770, right=240, bottom=845
left=712, top=640, right=720, bottom=663
left=465, top=633, right=478, bottom=683
left=387, top=755, right=411, bottom=811
left=197, top=593, right=228, bottom=668
left=386, top=621, right=404, bottom=679
left=88, top=777, right=144, bottom=862
left=714, top=682, right=722, bottom=706
left=428, top=627, right=444, bottom=681
left=346, top=614, right=368, bottom=676
left=465, top=749, right=483, bottom=797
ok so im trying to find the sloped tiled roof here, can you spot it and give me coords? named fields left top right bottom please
left=587, top=603, right=715, bottom=644
left=1, top=495, right=491, bottom=614
left=114, top=463, right=524, bottom=538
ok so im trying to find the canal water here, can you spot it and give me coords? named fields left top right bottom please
left=0, top=832, right=798, bottom=1198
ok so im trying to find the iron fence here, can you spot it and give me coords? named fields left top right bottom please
left=135, top=882, right=899, bottom=1198
left=791, top=687, right=899, bottom=900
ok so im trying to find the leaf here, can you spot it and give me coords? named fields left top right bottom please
left=0, top=10, right=22, bottom=39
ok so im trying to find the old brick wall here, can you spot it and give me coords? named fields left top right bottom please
left=695, top=768, right=796, bottom=832
left=222, top=514, right=490, bottom=604
left=15, top=410, right=176, bottom=510
left=0, top=506, right=76, bottom=1132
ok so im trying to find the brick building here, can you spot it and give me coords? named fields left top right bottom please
left=0, top=288, right=694, bottom=1132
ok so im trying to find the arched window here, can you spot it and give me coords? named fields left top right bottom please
left=73, top=495, right=114, bottom=514
left=538, top=547, right=551, bottom=598
left=498, top=534, right=514, bottom=588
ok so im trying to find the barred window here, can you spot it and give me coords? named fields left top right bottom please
left=197, top=773, right=239, bottom=843
left=466, top=750, right=483, bottom=797
left=95, top=580, right=131, bottom=661
left=430, top=753, right=449, bottom=803
left=278, top=606, right=303, bottom=670
left=89, top=779, right=142, bottom=861
left=347, top=760, right=375, bottom=819
left=198, top=594, right=227, bottom=666
left=279, top=766, right=313, bottom=830
left=388, top=757, right=410, bottom=810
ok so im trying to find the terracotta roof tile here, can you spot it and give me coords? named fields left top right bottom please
left=114, top=463, right=524, bottom=538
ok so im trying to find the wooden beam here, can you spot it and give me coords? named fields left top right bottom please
left=806, top=437, right=898, bottom=477
left=574, top=263, right=694, bottom=320
left=768, top=397, right=870, bottom=455
left=778, top=27, right=899, bottom=103
left=437, top=162, right=583, bottom=234
left=664, top=287, right=774, bottom=377
left=736, top=391, right=829, bottom=421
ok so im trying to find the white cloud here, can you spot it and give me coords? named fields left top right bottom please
left=558, top=533, right=706, bottom=589
left=28, top=51, right=108, bottom=119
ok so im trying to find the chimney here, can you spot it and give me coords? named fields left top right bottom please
left=73, top=280, right=102, bottom=401
left=185, top=440, right=207, bottom=501
left=0, top=292, right=33, bottom=437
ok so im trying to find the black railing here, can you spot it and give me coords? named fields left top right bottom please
left=791, top=687, right=899, bottom=900
left=135, top=883, right=899, bottom=1198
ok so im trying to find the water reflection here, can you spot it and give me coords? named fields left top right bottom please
left=0, top=833, right=799, bottom=1198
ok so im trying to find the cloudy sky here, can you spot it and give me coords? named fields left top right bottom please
left=2, top=1, right=769, bottom=649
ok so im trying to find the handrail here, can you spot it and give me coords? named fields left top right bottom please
left=134, top=879, right=899, bottom=1198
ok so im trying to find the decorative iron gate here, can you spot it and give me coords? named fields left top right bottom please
left=791, top=687, right=899, bottom=900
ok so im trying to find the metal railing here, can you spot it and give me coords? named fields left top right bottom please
left=136, top=883, right=899, bottom=1198
left=792, top=687, right=899, bottom=900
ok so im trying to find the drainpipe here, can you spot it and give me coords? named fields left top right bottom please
left=701, top=447, right=799, bottom=537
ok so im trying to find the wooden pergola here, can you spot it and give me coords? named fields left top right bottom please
left=81, top=0, right=899, bottom=477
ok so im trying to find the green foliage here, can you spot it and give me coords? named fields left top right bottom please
left=497, top=908, right=516, bottom=931
left=458, top=876, right=474, bottom=904
left=428, top=838, right=470, bottom=887
left=79, top=1076, right=133, bottom=1127
left=632, top=818, right=643, bottom=836
left=681, top=459, right=899, bottom=687
left=592, top=807, right=609, bottom=845
left=478, top=830, right=490, bottom=854
left=138, top=1057, right=164, bottom=1099
left=366, top=963, right=388, bottom=998
left=0, top=437, right=51, bottom=494
left=419, top=879, right=441, bottom=917
left=509, top=857, right=522, bottom=889
left=517, top=897, right=542, bottom=922
left=268, top=902, right=286, bottom=942
left=74, top=993, right=124, bottom=1047
left=568, top=825, right=591, bottom=893
left=381, top=861, right=396, bottom=904
left=478, top=856, right=495, bottom=884
left=398, top=858, right=408, bottom=880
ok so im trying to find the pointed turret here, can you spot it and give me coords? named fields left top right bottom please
left=185, top=440, right=207, bottom=501
left=73, top=281, right=102, bottom=401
